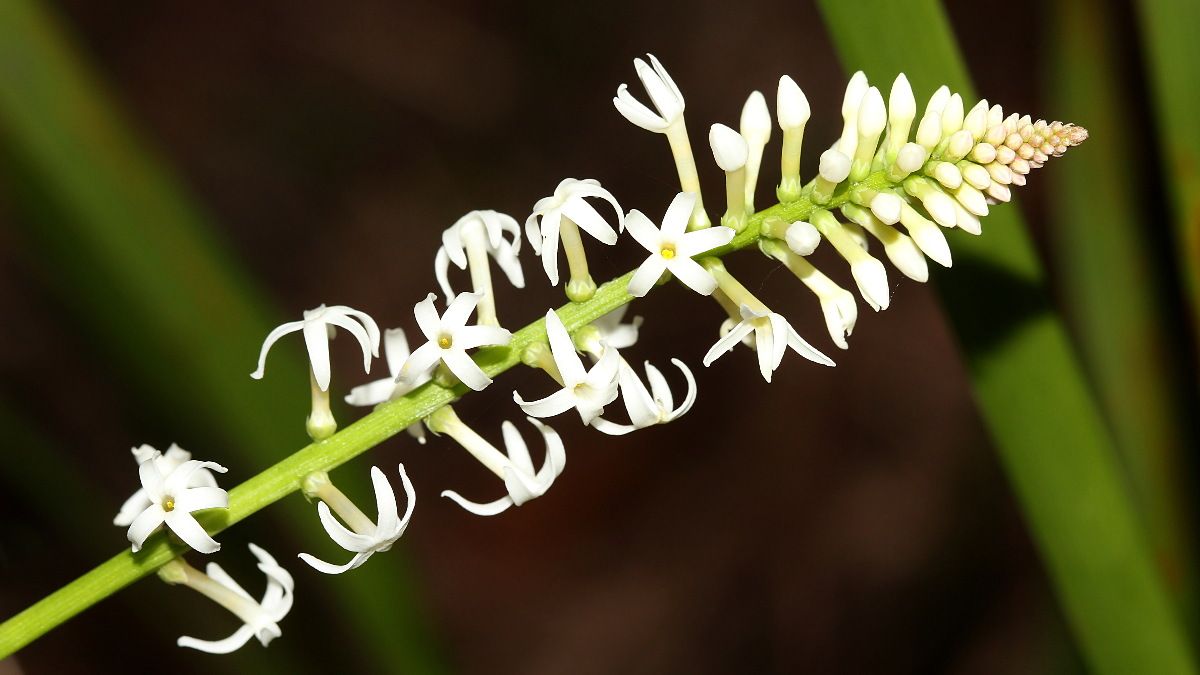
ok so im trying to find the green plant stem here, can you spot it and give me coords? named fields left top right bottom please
left=818, top=1, right=1196, bottom=674
left=0, top=172, right=887, bottom=657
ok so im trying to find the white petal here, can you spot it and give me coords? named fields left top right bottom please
left=434, top=247, right=458, bottom=303
left=544, top=310, right=586, bottom=385
left=677, top=225, right=735, bottom=257
left=441, top=490, right=513, bottom=516
left=316, top=501, right=374, bottom=552
left=178, top=625, right=257, bottom=654
left=661, top=192, right=696, bottom=241
left=562, top=198, right=618, bottom=245
left=324, top=313, right=376, bottom=376
left=703, top=321, right=753, bottom=366
left=665, top=257, right=718, bottom=295
left=613, top=85, right=669, bottom=132
left=616, top=360, right=658, bottom=428
left=590, top=416, right=638, bottom=436
left=500, top=421, right=535, bottom=474
left=174, top=486, right=229, bottom=513
left=126, top=505, right=165, bottom=552
left=627, top=255, right=668, bottom=298
left=369, top=465, right=401, bottom=534
left=303, top=320, right=333, bottom=391
left=412, top=293, right=441, bottom=339
left=114, top=489, right=151, bottom=527
left=441, top=348, right=492, bottom=391
left=383, top=329, right=411, bottom=377
left=250, top=320, right=304, bottom=379
left=664, top=359, right=698, bottom=420
left=164, top=511, right=222, bottom=554
left=622, top=209, right=661, bottom=252
left=442, top=292, right=482, bottom=332
left=514, top=388, right=576, bottom=419
left=297, top=551, right=369, bottom=575
left=787, top=326, right=837, bottom=367
left=454, top=325, right=512, bottom=350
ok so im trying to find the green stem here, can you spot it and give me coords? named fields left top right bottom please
left=0, top=172, right=887, bottom=657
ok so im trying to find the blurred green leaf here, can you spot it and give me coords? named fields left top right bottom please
left=818, top=1, right=1196, bottom=673
left=1049, top=0, right=1196, bottom=617
left=1137, top=0, right=1200, bottom=350
left=0, top=1, right=441, bottom=671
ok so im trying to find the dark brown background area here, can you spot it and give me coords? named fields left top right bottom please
left=0, top=0, right=1111, bottom=673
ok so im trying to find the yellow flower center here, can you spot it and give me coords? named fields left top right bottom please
left=660, top=245, right=676, bottom=260
left=163, top=497, right=176, bottom=512
left=438, top=335, right=453, bottom=349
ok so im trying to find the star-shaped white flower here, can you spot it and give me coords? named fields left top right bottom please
left=612, top=54, right=685, bottom=132
left=514, top=309, right=620, bottom=424
left=299, top=465, right=415, bottom=574
left=435, top=210, right=524, bottom=304
left=251, top=304, right=380, bottom=392
left=125, top=452, right=229, bottom=554
left=625, top=192, right=735, bottom=297
left=703, top=304, right=835, bottom=382
left=397, top=292, right=512, bottom=391
left=592, top=358, right=698, bottom=435
left=442, top=418, right=565, bottom=516
left=344, top=328, right=430, bottom=443
left=526, top=178, right=623, bottom=286
left=114, top=444, right=218, bottom=527
left=175, top=544, right=295, bottom=654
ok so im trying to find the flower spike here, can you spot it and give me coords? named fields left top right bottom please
left=435, top=210, right=524, bottom=327
left=614, top=54, right=710, bottom=229
left=397, top=292, right=512, bottom=392
left=298, top=465, right=415, bottom=574
left=124, top=450, right=228, bottom=554
left=158, top=544, right=294, bottom=653
left=431, top=412, right=566, bottom=517
left=526, top=178, right=623, bottom=302
left=625, top=191, right=736, bottom=297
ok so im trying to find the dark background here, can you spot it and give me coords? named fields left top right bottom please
left=0, top=0, right=1160, bottom=673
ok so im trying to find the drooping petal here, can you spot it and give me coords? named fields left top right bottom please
left=441, top=490, right=514, bottom=516
left=178, top=625, right=257, bottom=654
left=441, top=224, right=468, bottom=269
left=370, top=465, right=400, bottom=534
left=434, top=247, right=459, bottom=303
left=590, top=416, right=638, bottom=436
left=330, top=306, right=381, bottom=357
left=752, top=321, right=777, bottom=382
left=302, top=319, right=333, bottom=391
left=394, top=464, right=416, bottom=532
left=538, top=209, right=564, bottom=286
left=441, top=348, right=492, bottom=391
left=513, top=388, right=576, bottom=419
left=492, top=239, right=526, bottom=289
left=664, top=359, right=698, bottom=420
left=643, top=361, right=674, bottom=412
left=544, top=310, right=586, bottom=385
left=297, top=551, right=369, bottom=575
left=163, top=460, right=228, bottom=497
left=561, top=197, right=618, bottom=245
left=703, top=322, right=755, bottom=367
left=250, top=320, right=304, bottom=379
left=616, top=360, right=659, bottom=428
left=322, top=313, right=376, bottom=376
left=316, top=501, right=375, bottom=552
left=500, top=421, right=535, bottom=475
left=786, top=326, right=837, bottom=367
left=767, top=314, right=792, bottom=375
left=382, top=329, right=411, bottom=378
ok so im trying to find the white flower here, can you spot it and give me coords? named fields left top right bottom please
left=174, top=544, right=295, bottom=653
left=442, top=418, right=565, bottom=516
left=703, top=304, right=834, bottom=382
left=299, top=465, right=415, bottom=574
left=114, top=444, right=217, bottom=527
left=251, top=304, right=380, bottom=392
left=592, top=359, right=697, bottom=435
left=397, top=292, right=512, bottom=392
left=514, top=309, right=620, bottom=424
left=526, top=178, right=623, bottom=286
left=435, top=210, right=524, bottom=308
left=612, top=54, right=684, bottom=132
left=125, top=452, right=229, bottom=554
left=625, top=192, right=735, bottom=297
left=344, top=328, right=430, bottom=443
left=578, top=305, right=643, bottom=358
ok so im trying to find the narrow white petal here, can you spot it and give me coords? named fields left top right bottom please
left=250, top=320, right=304, bottom=379
left=164, top=511, right=222, bottom=554
left=454, top=325, right=512, bottom=350
left=441, top=490, right=513, bottom=516
left=562, top=198, right=618, bottom=245
left=396, top=341, right=442, bottom=385
left=442, top=292, right=482, bottom=332
left=324, top=313, right=376, bottom=375
left=666, top=257, right=718, bottom=295
left=787, top=326, right=837, bottom=367
left=544, top=310, right=586, bottom=385
left=316, top=501, right=374, bottom=552
left=297, top=551, right=367, bottom=575
left=623, top=209, right=662, bottom=253
left=412, top=293, right=441, bottom=339
left=441, top=348, right=492, bottom=391
left=126, top=506, right=165, bottom=552
left=302, top=320, right=333, bottom=391
left=178, top=625, right=257, bottom=654
left=627, top=256, right=668, bottom=298
left=369, top=465, right=400, bottom=534
left=514, top=388, right=576, bottom=419
left=703, top=322, right=753, bottom=366
left=677, top=225, right=736, bottom=257
left=661, top=191, right=696, bottom=241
